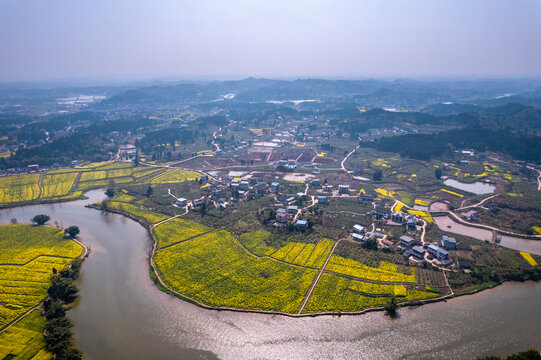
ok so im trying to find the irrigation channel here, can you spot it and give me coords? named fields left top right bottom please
left=1, top=190, right=541, bottom=359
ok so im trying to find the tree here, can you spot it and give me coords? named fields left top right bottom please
left=373, top=169, right=383, bottom=181
left=48, top=276, right=79, bottom=303
left=200, top=202, right=207, bottom=217
left=133, top=151, right=139, bottom=167
left=146, top=185, right=153, bottom=198
left=362, top=238, right=378, bottom=251
left=64, top=226, right=80, bottom=238
left=384, top=296, right=399, bottom=318
left=44, top=300, right=66, bottom=320
left=32, top=214, right=50, bottom=226
left=435, top=167, right=443, bottom=180
left=105, top=188, right=115, bottom=198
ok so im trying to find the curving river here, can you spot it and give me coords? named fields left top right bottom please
left=1, top=191, right=541, bottom=360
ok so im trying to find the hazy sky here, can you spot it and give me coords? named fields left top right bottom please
left=1, top=0, right=540, bottom=81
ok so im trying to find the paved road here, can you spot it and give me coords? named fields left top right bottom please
left=341, top=145, right=359, bottom=173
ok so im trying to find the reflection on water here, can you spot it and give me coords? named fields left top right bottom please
left=443, top=179, right=496, bottom=194
left=434, top=216, right=541, bottom=256
left=1, top=192, right=541, bottom=359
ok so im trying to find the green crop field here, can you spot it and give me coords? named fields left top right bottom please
left=0, top=225, right=83, bottom=329
left=0, top=309, right=51, bottom=360
left=105, top=201, right=169, bottom=225
left=154, top=230, right=317, bottom=313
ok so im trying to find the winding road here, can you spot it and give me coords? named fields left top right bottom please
left=341, top=145, right=359, bottom=173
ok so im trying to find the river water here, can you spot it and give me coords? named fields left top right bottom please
left=1, top=191, right=541, bottom=360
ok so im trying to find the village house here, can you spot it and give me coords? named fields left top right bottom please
left=442, top=235, right=457, bottom=250
left=352, top=233, right=365, bottom=242
left=351, top=224, right=366, bottom=235
left=371, top=207, right=389, bottom=219
left=174, top=198, right=187, bottom=207
left=322, top=185, right=333, bottom=193
left=359, top=194, right=375, bottom=202
left=239, top=180, right=250, bottom=191
left=461, top=210, right=478, bottom=222
left=391, top=212, right=405, bottom=224
left=407, top=215, right=417, bottom=230
left=427, top=244, right=449, bottom=260
left=287, top=205, right=298, bottom=214
left=381, top=239, right=394, bottom=248
left=338, top=185, right=350, bottom=195
left=276, top=212, right=288, bottom=223
left=119, top=144, right=137, bottom=161
left=317, top=195, right=329, bottom=204
left=400, top=235, right=417, bottom=248
left=411, top=245, right=426, bottom=259
left=295, top=219, right=308, bottom=229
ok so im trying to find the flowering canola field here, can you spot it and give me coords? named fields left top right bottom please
left=40, top=173, right=78, bottom=198
left=0, top=309, right=51, bottom=360
left=145, top=168, right=201, bottom=183
left=0, top=174, right=40, bottom=205
left=154, top=230, right=317, bottom=313
left=0, top=225, right=83, bottom=329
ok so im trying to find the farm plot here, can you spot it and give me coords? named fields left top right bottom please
left=40, top=173, right=78, bottom=198
left=153, top=218, right=212, bottom=250
left=0, top=225, right=83, bottom=329
left=79, top=170, right=107, bottom=182
left=303, top=273, right=438, bottom=313
left=0, top=174, right=40, bottom=205
left=0, top=309, right=51, bottom=360
left=93, top=162, right=133, bottom=170
left=77, top=177, right=133, bottom=190
left=239, top=230, right=271, bottom=251
left=154, top=230, right=317, bottom=313
left=269, top=238, right=334, bottom=269
left=133, top=167, right=162, bottom=179
left=107, top=168, right=133, bottom=178
left=145, top=168, right=201, bottom=184
left=326, top=255, right=416, bottom=283
left=105, top=201, right=169, bottom=225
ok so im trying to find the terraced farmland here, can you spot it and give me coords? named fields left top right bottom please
left=153, top=218, right=211, bottom=250
left=0, top=225, right=83, bottom=329
left=0, top=174, right=40, bottom=206
left=154, top=230, right=317, bottom=313
left=145, top=168, right=201, bottom=183
left=105, top=201, right=169, bottom=225
left=303, top=273, right=437, bottom=313
left=0, top=310, right=51, bottom=360
left=80, top=170, right=107, bottom=182
left=270, top=238, right=334, bottom=269
left=40, top=173, right=78, bottom=198
left=326, top=255, right=416, bottom=283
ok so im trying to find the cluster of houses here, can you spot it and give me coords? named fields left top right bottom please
left=390, top=212, right=418, bottom=230
left=273, top=205, right=308, bottom=229
left=398, top=234, right=457, bottom=267
left=0, top=160, right=83, bottom=177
